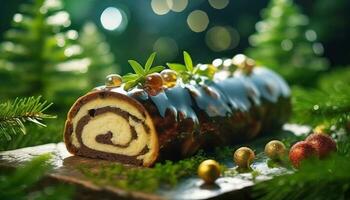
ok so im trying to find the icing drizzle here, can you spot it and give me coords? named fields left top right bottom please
left=97, top=67, right=290, bottom=127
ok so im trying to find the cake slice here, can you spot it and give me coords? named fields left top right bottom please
left=64, top=91, right=159, bottom=167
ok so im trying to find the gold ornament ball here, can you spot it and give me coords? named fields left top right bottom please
left=160, top=69, right=178, bottom=88
left=264, top=140, right=286, bottom=160
left=232, top=54, right=255, bottom=74
left=105, top=74, right=122, bottom=88
left=232, top=54, right=247, bottom=67
left=197, top=159, right=221, bottom=184
left=233, top=147, right=255, bottom=168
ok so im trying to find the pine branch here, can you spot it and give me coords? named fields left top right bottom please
left=0, top=96, right=55, bottom=141
left=0, top=118, right=64, bottom=151
left=292, top=88, right=350, bottom=127
left=292, top=68, right=350, bottom=130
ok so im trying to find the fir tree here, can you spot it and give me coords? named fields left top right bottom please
left=0, top=0, right=89, bottom=108
left=78, top=22, right=118, bottom=88
left=247, top=0, right=329, bottom=86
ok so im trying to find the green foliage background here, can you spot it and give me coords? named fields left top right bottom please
left=0, top=0, right=118, bottom=151
left=247, top=0, right=329, bottom=86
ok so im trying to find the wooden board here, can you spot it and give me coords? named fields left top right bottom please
left=0, top=124, right=308, bottom=200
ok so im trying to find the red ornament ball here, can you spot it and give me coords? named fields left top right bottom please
left=305, top=133, right=336, bottom=158
left=289, top=141, right=317, bottom=168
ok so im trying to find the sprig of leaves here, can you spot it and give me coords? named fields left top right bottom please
left=122, top=52, right=164, bottom=91
left=0, top=96, right=55, bottom=141
left=167, top=51, right=196, bottom=82
left=167, top=51, right=216, bottom=82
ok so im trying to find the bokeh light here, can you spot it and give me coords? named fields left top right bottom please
left=56, top=35, right=65, bottom=47
left=168, top=0, right=188, bottom=12
left=271, top=6, right=282, bottom=18
left=232, top=54, right=246, bottom=66
left=208, top=0, right=229, bottom=10
left=151, top=0, right=172, bottom=15
left=313, top=43, right=324, bottom=55
left=187, top=10, right=209, bottom=33
left=66, top=30, right=78, bottom=40
left=64, top=45, right=82, bottom=57
left=212, top=58, right=223, bottom=67
left=100, top=7, right=123, bottom=31
left=47, top=11, right=70, bottom=27
left=13, top=14, right=23, bottom=23
left=205, top=26, right=240, bottom=52
left=206, top=26, right=230, bottom=51
left=153, top=37, right=178, bottom=61
left=255, top=21, right=269, bottom=33
left=305, top=29, right=317, bottom=42
left=281, top=39, right=293, bottom=51
left=223, top=58, right=232, bottom=67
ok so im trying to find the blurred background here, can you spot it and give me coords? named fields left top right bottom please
left=0, top=0, right=349, bottom=149
left=1, top=0, right=349, bottom=71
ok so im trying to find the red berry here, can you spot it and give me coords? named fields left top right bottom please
left=289, top=141, right=317, bottom=168
left=305, top=133, right=336, bottom=158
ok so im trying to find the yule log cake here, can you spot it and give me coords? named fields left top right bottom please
left=64, top=53, right=291, bottom=167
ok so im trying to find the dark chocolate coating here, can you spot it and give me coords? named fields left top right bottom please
left=104, top=66, right=291, bottom=161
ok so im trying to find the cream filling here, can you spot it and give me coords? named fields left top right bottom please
left=81, top=113, right=149, bottom=156
left=71, top=98, right=145, bottom=148
left=70, top=97, right=153, bottom=161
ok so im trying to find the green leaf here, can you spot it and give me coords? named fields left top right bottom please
left=148, top=66, right=165, bottom=74
left=167, top=63, right=187, bottom=72
left=122, top=73, right=140, bottom=82
left=122, top=53, right=164, bottom=91
left=183, top=51, right=193, bottom=72
left=128, top=60, right=145, bottom=75
left=124, top=80, right=139, bottom=91
left=145, top=52, right=157, bottom=72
